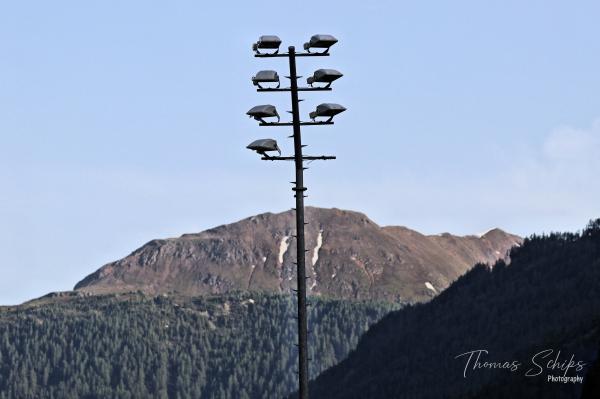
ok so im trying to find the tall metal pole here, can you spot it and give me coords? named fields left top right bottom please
left=288, top=45, right=309, bottom=399
left=251, top=39, right=341, bottom=397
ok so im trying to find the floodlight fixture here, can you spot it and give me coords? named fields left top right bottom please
left=303, top=34, right=338, bottom=54
left=252, top=35, right=282, bottom=54
left=247, top=104, right=280, bottom=123
left=307, top=69, right=343, bottom=88
left=247, top=138, right=281, bottom=157
left=247, top=38, right=343, bottom=399
left=252, top=70, right=280, bottom=89
left=309, top=103, right=346, bottom=122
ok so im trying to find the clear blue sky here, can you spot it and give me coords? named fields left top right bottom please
left=1, top=1, right=599, bottom=305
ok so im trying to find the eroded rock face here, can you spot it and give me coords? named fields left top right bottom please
left=75, top=207, right=521, bottom=303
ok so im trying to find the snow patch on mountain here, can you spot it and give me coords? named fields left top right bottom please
left=312, top=230, right=323, bottom=266
left=278, top=236, right=290, bottom=264
left=310, top=230, right=324, bottom=292
left=425, top=282, right=437, bottom=293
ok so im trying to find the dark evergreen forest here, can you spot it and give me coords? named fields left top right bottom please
left=304, top=220, right=600, bottom=399
left=0, top=292, right=394, bottom=399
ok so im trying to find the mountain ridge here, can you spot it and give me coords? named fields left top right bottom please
left=75, top=207, right=521, bottom=303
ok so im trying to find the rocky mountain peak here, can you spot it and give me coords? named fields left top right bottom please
left=75, top=207, right=521, bottom=303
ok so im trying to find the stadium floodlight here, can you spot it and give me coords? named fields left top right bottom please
left=252, top=70, right=280, bottom=89
left=246, top=138, right=281, bottom=157
left=303, top=34, right=338, bottom=54
left=307, top=69, right=343, bottom=88
left=252, top=35, right=282, bottom=54
left=247, top=38, right=344, bottom=399
left=247, top=104, right=280, bottom=123
left=309, top=103, right=346, bottom=122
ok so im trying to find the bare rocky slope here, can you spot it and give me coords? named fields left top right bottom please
left=75, top=207, right=521, bottom=303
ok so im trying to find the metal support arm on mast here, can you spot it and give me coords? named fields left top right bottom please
left=261, top=155, right=336, bottom=161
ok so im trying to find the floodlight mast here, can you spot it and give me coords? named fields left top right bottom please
left=288, top=45, right=310, bottom=399
left=250, top=37, right=343, bottom=399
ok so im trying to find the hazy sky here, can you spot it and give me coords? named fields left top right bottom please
left=1, top=1, right=599, bottom=305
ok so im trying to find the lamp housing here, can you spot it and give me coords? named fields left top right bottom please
left=309, top=103, right=346, bottom=121
left=247, top=104, right=280, bottom=123
left=252, top=70, right=280, bottom=88
left=252, top=35, right=282, bottom=54
left=247, top=138, right=281, bottom=156
left=304, top=34, right=338, bottom=53
left=307, top=69, right=343, bottom=87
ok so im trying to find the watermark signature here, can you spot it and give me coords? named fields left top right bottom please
left=455, top=349, right=586, bottom=383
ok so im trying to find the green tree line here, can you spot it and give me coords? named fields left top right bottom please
left=0, top=292, right=394, bottom=399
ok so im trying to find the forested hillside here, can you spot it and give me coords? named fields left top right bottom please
left=0, top=292, right=394, bottom=399
left=304, top=220, right=600, bottom=399
left=582, top=347, right=600, bottom=398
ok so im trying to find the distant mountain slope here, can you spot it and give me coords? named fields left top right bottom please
left=303, top=220, right=600, bottom=399
left=75, top=207, right=521, bottom=303
left=0, top=292, right=394, bottom=399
